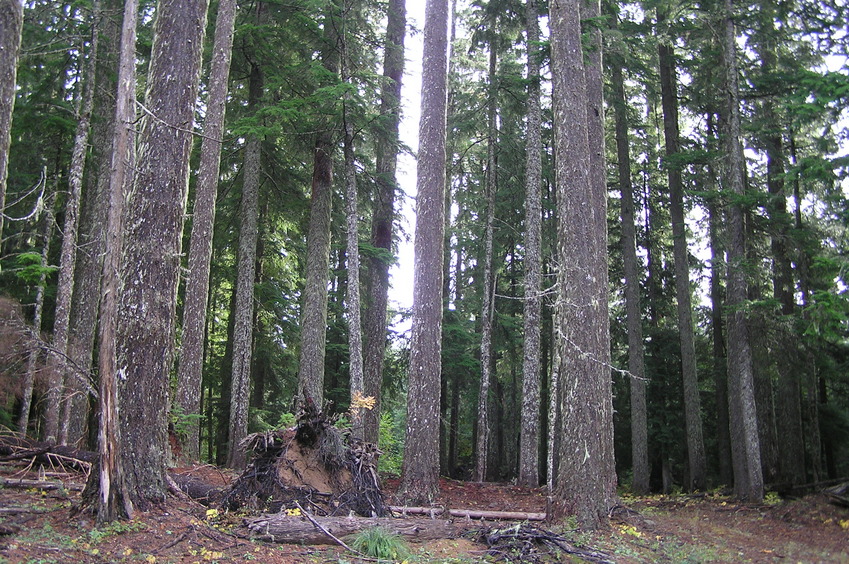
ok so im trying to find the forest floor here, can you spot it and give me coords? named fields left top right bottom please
left=1, top=462, right=848, bottom=563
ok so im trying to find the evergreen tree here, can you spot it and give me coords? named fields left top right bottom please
left=117, top=0, right=209, bottom=505
left=400, top=0, right=449, bottom=505
left=549, top=0, right=616, bottom=528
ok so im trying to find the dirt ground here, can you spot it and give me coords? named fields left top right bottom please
left=1, top=462, right=848, bottom=563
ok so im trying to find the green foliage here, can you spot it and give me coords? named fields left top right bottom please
left=13, top=252, right=56, bottom=285
left=170, top=403, right=204, bottom=441
left=348, top=526, right=410, bottom=561
left=378, top=411, right=403, bottom=477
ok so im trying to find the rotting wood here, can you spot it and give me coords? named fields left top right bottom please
left=389, top=506, right=546, bottom=521
left=244, top=514, right=477, bottom=545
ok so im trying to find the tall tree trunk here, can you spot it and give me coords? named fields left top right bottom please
left=62, top=0, right=123, bottom=448
left=0, top=0, right=23, bottom=248
left=474, top=42, right=498, bottom=484
left=226, top=62, right=264, bottom=470
left=94, top=0, right=139, bottom=523
left=17, top=200, right=54, bottom=435
left=707, top=162, right=733, bottom=486
left=657, top=11, right=707, bottom=491
left=54, top=0, right=100, bottom=445
left=399, top=0, right=449, bottom=506
left=611, top=57, right=649, bottom=494
left=722, top=0, right=763, bottom=502
left=343, top=96, right=364, bottom=439
left=40, top=193, right=63, bottom=442
left=518, top=0, right=543, bottom=489
left=362, top=0, right=405, bottom=445
left=549, top=0, right=616, bottom=529
left=297, top=3, right=341, bottom=408
left=745, top=213, right=780, bottom=484
left=176, top=0, right=238, bottom=462
left=117, top=0, right=209, bottom=505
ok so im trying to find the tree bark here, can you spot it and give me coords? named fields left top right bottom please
left=399, top=0, right=449, bottom=506
left=362, top=0, right=405, bottom=445
left=0, top=0, right=23, bottom=248
left=611, top=55, right=649, bottom=494
left=297, top=2, right=341, bottom=407
left=722, top=0, right=763, bottom=503
left=53, top=0, right=101, bottom=446
left=657, top=11, right=707, bottom=491
left=518, top=0, right=542, bottom=489
left=176, top=0, right=238, bottom=462
left=474, top=42, right=497, bottom=484
left=227, top=61, right=264, bottom=470
left=343, top=93, right=364, bottom=439
left=707, top=168, right=733, bottom=486
left=61, top=0, right=123, bottom=448
left=17, top=203, right=53, bottom=435
left=549, top=0, right=616, bottom=529
left=94, top=0, right=139, bottom=523
left=117, top=0, right=209, bottom=505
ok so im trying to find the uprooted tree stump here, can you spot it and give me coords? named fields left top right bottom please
left=221, top=402, right=386, bottom=517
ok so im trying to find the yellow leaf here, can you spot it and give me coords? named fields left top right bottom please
left=146, top=555, right=157, bottom=563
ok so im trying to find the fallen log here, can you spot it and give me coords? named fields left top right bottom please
left=824, top=481, right=849, bottom=508
left=169, top=472, right=225, bottom=506
left=448, top=508, right=546, bottom=521
left=388, top=505, right=546, bottom=521
left=0, top=477, right=83, bottom=491
left=244, top=514, right=477, bottom=545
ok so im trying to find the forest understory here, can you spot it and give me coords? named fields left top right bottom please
left=1, top=443, right=848, bottom=564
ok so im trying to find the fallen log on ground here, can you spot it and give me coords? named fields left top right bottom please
left=824, top=481, right=849, bottom=508
left=0, top=476, right=84, bottom=491
left=169, top=472, right=225, bottom=506
left=389, top=505, right=546, bottom=521
left=244, top=513, right=478, bottom=544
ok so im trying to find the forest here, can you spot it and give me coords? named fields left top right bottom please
left=0, top=0, right=848, bottom=530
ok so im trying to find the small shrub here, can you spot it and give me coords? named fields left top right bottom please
left=349, top=526, right=410, bottom=560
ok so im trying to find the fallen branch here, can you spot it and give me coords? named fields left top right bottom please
left=472, top=523, right=614, bottom=564
left=0, top=436, right=94, bottom=472
left=0, top=506, right=49, bottom=515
